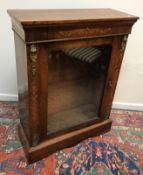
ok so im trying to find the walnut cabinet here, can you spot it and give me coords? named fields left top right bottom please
left=8, top=9, right=138, bottom=163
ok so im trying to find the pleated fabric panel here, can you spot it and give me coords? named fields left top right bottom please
left=63, top=47, right=101, bottom=63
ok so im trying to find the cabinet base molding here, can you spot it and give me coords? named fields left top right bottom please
left=18, top=119, right=112, bottom=163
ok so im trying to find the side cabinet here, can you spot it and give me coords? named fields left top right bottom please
left=8, top=9, right=138, bottom=163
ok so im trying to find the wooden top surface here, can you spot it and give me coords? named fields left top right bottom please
left=7, top=8, right=138, bottom=26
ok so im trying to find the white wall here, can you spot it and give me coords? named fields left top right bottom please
left=0, top=0, right=143, bottom=110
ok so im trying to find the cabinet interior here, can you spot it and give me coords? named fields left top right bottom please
left=47, top=45, right=112, bottom=134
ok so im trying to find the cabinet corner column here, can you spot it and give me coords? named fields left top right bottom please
left=27, top=43, right=48, bottom=146
left=100, top=35, right=128, bottom=119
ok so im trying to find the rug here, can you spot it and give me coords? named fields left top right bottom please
left=0, top=101, right=143, bottom=175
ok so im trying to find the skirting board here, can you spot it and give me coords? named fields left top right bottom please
left=0, top=93, right=143, bottom=111
left=0, top=93, right=18, bottom=101
left=112, top=102, right=143, bottom=111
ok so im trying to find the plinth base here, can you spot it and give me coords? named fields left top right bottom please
left=18, top=119, right=112, bottom=163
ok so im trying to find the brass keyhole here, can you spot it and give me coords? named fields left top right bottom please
left=108, top=80, right=112, bottom=87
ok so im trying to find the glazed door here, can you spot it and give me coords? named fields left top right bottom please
left=46, top=40, right=113, bottom=137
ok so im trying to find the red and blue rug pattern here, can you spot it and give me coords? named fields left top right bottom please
left=0, top=102, right=143, bottom=175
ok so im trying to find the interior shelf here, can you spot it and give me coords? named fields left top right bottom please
left=48, top=103, right=99, bottom=133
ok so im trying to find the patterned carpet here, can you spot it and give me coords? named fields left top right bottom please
left=0, top=101, right=143, bottom=175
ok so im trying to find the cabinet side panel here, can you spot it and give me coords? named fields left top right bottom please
left=14, top=33, right=30, bottom=141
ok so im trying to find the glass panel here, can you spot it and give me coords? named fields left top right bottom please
left=47, top=45, right=112, bottom=134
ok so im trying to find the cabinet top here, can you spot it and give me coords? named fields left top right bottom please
left=8, top=8, right=138, bottom=27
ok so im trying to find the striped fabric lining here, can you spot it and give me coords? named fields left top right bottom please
left=63, top=47, right=101, bottom=63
